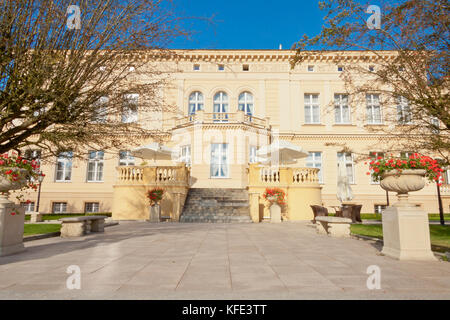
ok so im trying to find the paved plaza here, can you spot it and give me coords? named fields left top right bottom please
left=0, top=222, right=449, bottom=300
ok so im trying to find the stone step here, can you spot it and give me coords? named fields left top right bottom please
left=181, top=188, right=251, bottom=223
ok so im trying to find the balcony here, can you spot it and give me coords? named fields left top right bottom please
left=171, top=110, right=270, bottom=130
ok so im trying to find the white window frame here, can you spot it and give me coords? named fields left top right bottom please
left=213, top=92, right=229, bottom=122
left=210, top=143, right=229, bottom=178
left=85, top=202, right=100, bottom=213
left=193, top=64, right=200, bottom=71
left=334, top=94, right=351, bottom=124
left=87, top=151, right=104, bottom=182
left=306, top=152, right=323, bottom=183
left=304, top=94, right=320, bottom=124
left=122, top=93, right=138, bottom=123
left=55, top=151, right=73, bottom=182
left=397, top=96, right=412, bottom=124
left=119, top=150, right=135, bottom=166
left=21, top=201, right=35, bottom=213
left=307, top=65, right=314, bottom=72
left=337, top=152, right=355, bottom=184
left=400, top=152, right=413, bottom=159
left=180, top=145, right=191, bottom=167
left=238, top=92, right=254, bottom=115
left=52, top=202, right=67, bottom=214
left=188, top=91, right=204, bottom=115
left=366, top=94, right=382, bottom=124
left=92, top=96, right=108, bottom=123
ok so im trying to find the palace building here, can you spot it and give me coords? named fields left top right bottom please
left=15, top=50, right=450, bottom=221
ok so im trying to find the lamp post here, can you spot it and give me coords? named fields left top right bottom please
left=36, top=172, right=45, bottom=213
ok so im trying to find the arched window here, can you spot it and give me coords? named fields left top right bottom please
left=238, top=92, right=254, bottom=115
left=213, top=91, right=229, bottom=122
left=188, top=91, right=204, bottom=115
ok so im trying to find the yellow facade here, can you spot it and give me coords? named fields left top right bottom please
left=13, top=50, right=450, bottom=218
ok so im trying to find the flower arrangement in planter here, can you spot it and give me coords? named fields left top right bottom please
left=0, top=153, right=43, bottom=194
left=366, top=153, right=444, bottom=184
left=262, top=188, right=286, bottom=206
left=146, top=187, right=164, bottom=206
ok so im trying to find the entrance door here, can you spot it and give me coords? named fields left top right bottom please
left=211, top=143, right=228, bottom=178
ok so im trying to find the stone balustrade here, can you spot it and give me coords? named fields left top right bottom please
left=247, top=163, right=322, bottom=222
left=112, top=164, right=190, bottom=221
left=172, top=110, right=269, bottom=129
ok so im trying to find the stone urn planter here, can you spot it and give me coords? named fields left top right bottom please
left=379, top=169, right=436, bottom=261
left=380, top=169, right=426, bottom=205
left=0, top=168, right=29, bottom=256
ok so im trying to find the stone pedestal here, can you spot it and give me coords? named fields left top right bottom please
left=269, top=203, right=281, bottom=223
left=382, top=195, right=437, bottom=261
left=30, top=212, right=43, bottom=223
left=149, top=204, right=161, bottom=222
left=0, top=196, right=25, bottom=256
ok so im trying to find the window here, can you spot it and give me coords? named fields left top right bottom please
left=249, top=145, right=257, bottom=164
left=92, top=96, right=108, bottom=123
left=238, top=92, right=254, bottom=115
left=56, top=151, right=73, bottom=182
left=85, top=202, right=100, bottom=213
left=366, top=94, right=382, bottom=124
left=122, top=93, right=138, bottom=123
left=334, top=94, right=350, bottom=124
left=218, top=64, right=224, bottom=71
left=338, top=66, right=344, bottom=72
left=211, top=143, right=228, bottom=178
left=397, top=97, right=412, bottom=124
left=193, top=64, right=200, bottom=71
left=188, top=91, right=204, bottom=115
left=242, top=64, right=249, bottom=71
left=119, top=151, right=135, bottom=166
left=24, top=149, right=41, bottom=161
left=180, top=145, right=191, bottom=167
left=304, top=94, right=320, bottom=124
left=87, top=151, right=104, bottom=182
left=129, top=66, right=135, bottom=72
left=306, top=152, right=323, bottom=183
left=430, top=117, right=440, bottom=134
left=443, top=168, right=450, bottom=185
left=21, top=201, right=35, bottom=213
left=337, top=152, right=355, bottom=184
left=52, top=202, right=67, bottom=213
left=369, top=65, right=375, bottom=72
left=369, top=152, right=385, bottom=184
left=374, top=204, right=386, bottom=214
left=307, top=65, right=314, bottom=72
left=213, top=92, right=229, bottom=122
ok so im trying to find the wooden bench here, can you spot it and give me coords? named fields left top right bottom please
left=315, top=216, right=352, bottom=238
left=59, top=216, right=106, bottom=237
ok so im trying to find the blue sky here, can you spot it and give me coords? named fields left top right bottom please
left=171, top=0, right=327, bottom=50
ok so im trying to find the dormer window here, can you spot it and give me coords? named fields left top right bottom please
left=193, top=64, right=200, bottom=71
left=308, top=65, right=314, bottom=72
left=218, top=64, right=225, bottom=71
left=337, top=66, right=344, bottom=72
left=243, top=64, right=249, bottom=71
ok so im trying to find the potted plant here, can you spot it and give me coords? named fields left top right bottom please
left=0, top=152, right=43, bottom=256
left=146, top=187, right=164, bottom=222
left=262, top=188, right=286, bottom=223
left=367, top=153, right=443, bottom=203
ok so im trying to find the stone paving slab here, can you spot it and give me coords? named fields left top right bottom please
left=0, top=221, right=449, bottom=300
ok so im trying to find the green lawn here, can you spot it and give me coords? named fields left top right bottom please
left=359, top=213, right=450, bottom=221
left=351, top=224, right=450, bottom=252
left=24, top=213, right=111, bottom=221
left=23, top=224, right=61, bottom=236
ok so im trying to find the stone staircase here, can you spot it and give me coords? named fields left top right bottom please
left=180, top=188, right=252, bottom=223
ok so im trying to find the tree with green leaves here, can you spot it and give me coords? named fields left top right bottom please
left=292, top=0, right=449, bottom=165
